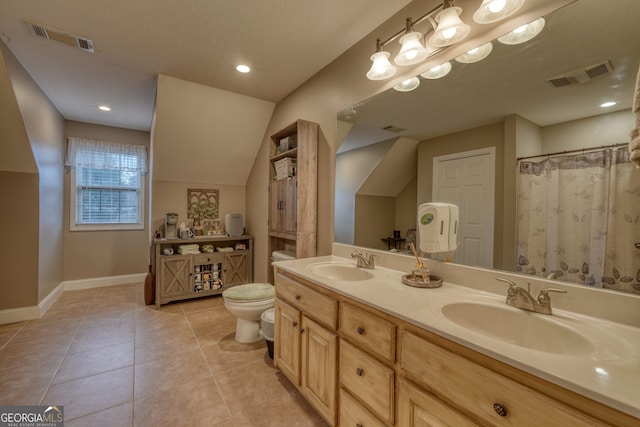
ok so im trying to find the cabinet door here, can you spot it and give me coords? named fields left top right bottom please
left=301, top=315, right=337, bottom=425
left=269, top=178, right=297, bottom=233
left=158, top=257, right=191, bottom=298
left=398, top=377, right=478, bottom=427
left=223, top=252, right=248, bottom=285
left=274, top=299, right=301, bottom=385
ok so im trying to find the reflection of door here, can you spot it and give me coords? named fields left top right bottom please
left=433, top=148, right=494, bottom=268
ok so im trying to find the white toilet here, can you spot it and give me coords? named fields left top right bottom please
left=222, top=283, right=275, bottom=343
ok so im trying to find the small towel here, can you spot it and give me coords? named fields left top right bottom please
left=629, top=64, right=640, bottom=167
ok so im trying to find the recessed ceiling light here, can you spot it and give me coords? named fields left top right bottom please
left=98, top=105, right=111, bottom=112
left=236, top=64, right=251, bottom=73
left=600, top=101, right=616, bottom=108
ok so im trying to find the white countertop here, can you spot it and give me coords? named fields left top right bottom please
left=274, top=255, right=640, bottom=419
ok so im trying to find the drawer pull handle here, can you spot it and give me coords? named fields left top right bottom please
left=356, top=424, right=363, bottom=427
left=295, top=294, right=301, bottom=301
left=356, top=368, right=364, bottom=376
left=357, top=326, right=365, bottom=335
left=493, top=403, right=508, bottom=417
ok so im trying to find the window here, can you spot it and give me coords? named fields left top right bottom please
left=66, top=137, right=147, bottom=231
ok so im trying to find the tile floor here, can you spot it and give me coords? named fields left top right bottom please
left=0, top=283, right=328, bottom=426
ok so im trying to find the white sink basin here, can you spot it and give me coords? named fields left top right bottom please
left=441, top=302, right=595, bottom=356
left=308, top=262, right=374, bottom=281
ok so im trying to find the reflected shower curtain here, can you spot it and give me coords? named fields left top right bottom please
left=516, top=148, right=640, bottom=293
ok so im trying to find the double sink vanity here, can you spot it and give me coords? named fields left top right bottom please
left=272, top=244, right=640, bottom=426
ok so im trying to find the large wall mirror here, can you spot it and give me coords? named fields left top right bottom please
left=336, top=0, right=640, bottom=294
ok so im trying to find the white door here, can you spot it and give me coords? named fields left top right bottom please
left=433, top=148, right=495, bottom=268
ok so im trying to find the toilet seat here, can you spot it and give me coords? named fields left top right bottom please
left=222, top=283, right=274, bottom=302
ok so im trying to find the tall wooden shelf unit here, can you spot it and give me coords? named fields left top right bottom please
left=268, top=119, right=318, bottom=283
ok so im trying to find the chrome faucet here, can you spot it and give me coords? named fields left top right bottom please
left=351, top=251, right=375, bottom=269
left=496, top=278, right=566, bottom=315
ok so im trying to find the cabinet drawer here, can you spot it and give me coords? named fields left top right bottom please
left=339, top=302, right=395, bottom=362
left=275, top=272, right=337, bottom=329
left=400, top=330, right=602, bottom=427
left=339, top=339, right=394, bottom=424
left=339, top=388, right=385, bottom=427
left=192, top=253, right=222, bottom=265
left=398, top=377, right=478, bottom=427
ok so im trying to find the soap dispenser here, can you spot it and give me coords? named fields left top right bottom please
left=417, top=202, right=459, bottom=253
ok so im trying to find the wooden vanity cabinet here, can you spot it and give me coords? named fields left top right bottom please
left=273, top=268, right=636, bottom=427
left=274, top=271, right=338, bottom=425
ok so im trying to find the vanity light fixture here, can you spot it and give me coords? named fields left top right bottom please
left=429, top=0, right=471, bottom=47
left=366, top=39, right=398, bottom=80
left=473, top=0, right=525, bottom=24
left=236, top=64, right=251, bottom=73
left=420, top=61, right=452, bottom=79
left=455, top=42, right=493, bottom=63
left=394, top=18, right=431, bottom=66
left=497, top=17, right=545, bottom=45
left=393, top=76, right=421, bottom=92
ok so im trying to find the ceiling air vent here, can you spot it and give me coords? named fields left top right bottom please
left=382, top=125, right=406, bottom=133
left=25, top=21, right=94, bottom=53
left=546, top=60, right=613, bottom=88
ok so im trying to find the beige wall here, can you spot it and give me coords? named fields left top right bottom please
left=63, top=121, right=150, bottom=280
left=396, top=177, right=417, bottom=240
left=354, top=195, right=395, bottom=250
left=1, top=41, right=65, bottom=307
left=0, top=172, right=39, bottom=309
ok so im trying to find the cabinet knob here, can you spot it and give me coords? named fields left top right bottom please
left=357, top=326, right=365, bottom=335
left=356, top=424, right=363, bottom=427
left=493, top=403, right=508, bottom=417
left=300, top=328, right=305, bottom=334
left=356, top=368, right=364, bottom=377
left=295, top=294, right=301, bottom=301
left=292, top=321, right=298, bottom=327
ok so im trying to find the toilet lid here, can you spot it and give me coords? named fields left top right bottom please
left=222, top=283, right=274, bottom=301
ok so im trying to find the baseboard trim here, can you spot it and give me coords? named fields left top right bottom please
left=63, top=273, right=146, bottom=291
left=0, top=305, right=40, bottom=325
left=0, top=273, right=146, bottom=325
left=39, top=282, right=65, bottom=317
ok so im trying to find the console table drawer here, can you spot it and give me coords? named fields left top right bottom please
left=339, top=302, right=395, bottom=362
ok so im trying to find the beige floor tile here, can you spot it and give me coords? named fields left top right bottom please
left=6, top=318, right=79, bottom=347
left=186, top=305, right=235, bottom=328
left=214, top=358, right=298, bottom=416
left=134, top=348, right=211, bottom=399
left=180, top=294, right=225, bottom=313
left=201, top=334, right=269, bottom=373
left=192, top=319, right=237, bottom=348
left=54, top=341, right=134, bottom=385
left=65, top=402, right=133, bottom=427
left=134, top=376, right=230, bottom=427
left=0, top=362, right=60, bottom=406
left=68, top=317, right=135, bottom=354
left=134, top=327, right=200, bottom=364
left=0, top=284, right=327, bottom=424
left=42, top=366, right=133, bottom=421
left=0, top=338, right=69, bottom=371
left=231, top=391, right=328, bottom=427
